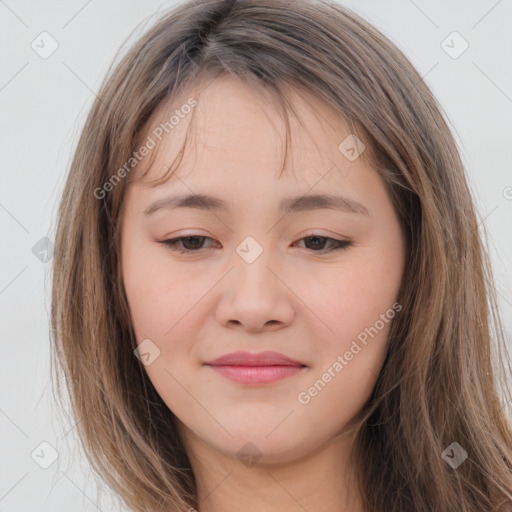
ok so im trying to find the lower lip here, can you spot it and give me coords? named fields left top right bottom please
left=206, top=364, right=305, bottom=384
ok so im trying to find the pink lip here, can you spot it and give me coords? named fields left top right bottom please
left=204, top=351, right=307, bottom=384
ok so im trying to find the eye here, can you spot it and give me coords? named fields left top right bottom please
left=159, top=235, right=352, bottom=254
left=294, top=235, right=352, bottom=252
left=159, top=235, right=217, bottom=253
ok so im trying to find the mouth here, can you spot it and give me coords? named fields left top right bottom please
left=204, top=351, right=308, bottom=385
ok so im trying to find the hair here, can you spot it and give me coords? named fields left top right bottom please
left=50, top=0, right=512, bottom=511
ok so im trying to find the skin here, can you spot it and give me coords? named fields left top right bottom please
left=120, top=75, right=405, bottom=512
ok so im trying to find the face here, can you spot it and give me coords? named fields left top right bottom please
left=120, top=76, right=405, bottom=465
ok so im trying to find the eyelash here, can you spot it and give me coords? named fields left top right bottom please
left=159, top=234, right=352, bottom=254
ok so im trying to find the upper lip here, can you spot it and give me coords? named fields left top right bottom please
left=205, top=351, right=306, bottom=367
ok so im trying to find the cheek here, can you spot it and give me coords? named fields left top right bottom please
left=122, top=242, right=199, bottom=342
left=318, top=258, right=401, bottom=341
left=304, top=250, right=402, bottom=400
left=293, top=265, right=400, bottom=435
left=121, top=250, right=218, bottom=438
left=122, top=250, right=206, bottom=402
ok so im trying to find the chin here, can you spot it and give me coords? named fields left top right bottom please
left=199, top=424, right=317, bottom=466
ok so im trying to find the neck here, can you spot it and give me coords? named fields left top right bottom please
left=178, top=423, right=365, bottom=512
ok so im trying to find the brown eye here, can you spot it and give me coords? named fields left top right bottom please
left=160, top=236, right=215, bottom=252
left=296, top=236, right=352, bottom=252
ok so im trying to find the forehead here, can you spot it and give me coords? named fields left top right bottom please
left=129, top=75, right=370, bottom=190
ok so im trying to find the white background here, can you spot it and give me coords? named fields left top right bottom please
left=1, top=0, right=511, bottom=510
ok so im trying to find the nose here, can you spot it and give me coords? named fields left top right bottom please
left=215, top=251, right=295, bottom=333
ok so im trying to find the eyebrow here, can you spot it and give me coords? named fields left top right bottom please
left=143, top=193, right=370, bottom=217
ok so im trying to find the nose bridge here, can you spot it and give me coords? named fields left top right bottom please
left=232, top=234, right=277, bottom=296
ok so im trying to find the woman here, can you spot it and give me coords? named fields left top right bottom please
left=51, top=0, right=512, bottom=510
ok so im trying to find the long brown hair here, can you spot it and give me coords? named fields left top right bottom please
left=50, top=0, right=512, bottom=510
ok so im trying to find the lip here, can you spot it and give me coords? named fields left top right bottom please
left=206, top=350, right=305, bottom=366
left=204, top=351, right=307, bottom=384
